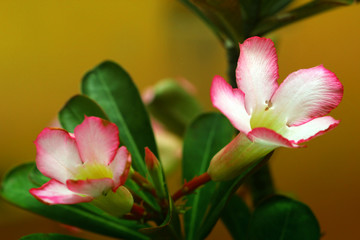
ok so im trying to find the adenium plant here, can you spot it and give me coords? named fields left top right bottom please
left=1, top=1, right=355, bottom=239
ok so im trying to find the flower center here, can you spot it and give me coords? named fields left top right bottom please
left=250, top=101, right=288, bottom=134
left=75, top=163, right=113, bottom=180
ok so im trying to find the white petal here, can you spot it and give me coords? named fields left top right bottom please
left=30, top=179, right=92, bottom=205
left=35, top=128, right=82, bottom=183
left=236, top=37, right=279, bottom=114
left=283, top=116, right=340, bottom=144
left=270, top=65, right=343, bottom=126
left=210, top=75, right=251, bottom=133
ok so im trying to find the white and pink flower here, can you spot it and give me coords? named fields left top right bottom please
left=30, top=116, right=133, bottom=216
left=207, top=37, right=343, bottom=181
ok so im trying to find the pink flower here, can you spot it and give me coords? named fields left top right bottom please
left=208, top=37, right=343, bottom=181
left=30, top=116, right=133, bottom=216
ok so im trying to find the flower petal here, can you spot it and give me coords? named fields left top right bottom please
left=210, top=75, right=251, bottom=133
left=29, top=179, right=92, bottom=205
left=109, top=146, right=132, bottom=191
left=74, top=116, right=119, bottom=165
left=248, top=127, right=300, bottom=148
left=35, top=128, right=82, bottom=183
left=236, top=37, right=279, bottom=114
left=270, top=65, right=343, bottom=126
left=283, top=116, right=339, bottom=144
left=66, top=178, right=114, bottom=198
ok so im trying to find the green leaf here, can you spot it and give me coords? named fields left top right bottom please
left=1, top=163, right=150, bottom=240
left=253, top=0, right=357, bottom=36
left=221, top=194, right=251, bottom=240
left=20, top=233, right=86, bottom=240
left=182, top=113, right=235, bottom=240
left=81, top=61, right=158, bottom=174
left=59, top=94, right=108, bottom=132
left=146, top=79, right=203, bottom=137
left=247, top=195, right=321, bottom=240
left=81, top=61, right=160, bottom=209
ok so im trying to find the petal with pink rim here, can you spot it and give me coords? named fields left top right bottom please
left=66, top=178, right=114, bottom=198
left=30, top=179, right=92, bottom=205
left=284, top=116, right=340, bottom=144
left=236, top=37, right=279, bottom=114
left=35, top=128, right=82, bottom=183
left=109, top=146, right=132, bottom=191
left=211, top=75, right=251, bottom=133
left=270, top=65, right=343, bottom=126
left=74, top=116, right=119, bottom=165
left=248, top=127, right=300, bottom=148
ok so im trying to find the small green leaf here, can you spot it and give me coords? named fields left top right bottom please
left=221, top=194, right=251, bottom=240
left=1, top=163, right=150, bottom=240
left=146, top=79, right=202, bottom=137
left=20, top=233, right=86, bottom=240
left=182, top=113, right=235, bottom=240
left=81, top=61, right=161, bottom=209
left=59, top=94, right=108, bottom=132
left=247, top=195, right=321, bottom=240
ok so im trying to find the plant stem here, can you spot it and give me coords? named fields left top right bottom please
left=172, top=172, right=211, bottom=202
left=131, top=171, right=157, bottom=198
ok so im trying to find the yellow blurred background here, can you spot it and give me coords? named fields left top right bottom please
left=0, top=1, right=359, bottom=239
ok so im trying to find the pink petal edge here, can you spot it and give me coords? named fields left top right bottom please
left=109, top=146, right=132, bottom=191
left=210, top=75, right=251, bottom=134
left=74, top=116, right=119, bottom=165
left=247, top=127, right=301, bottom=148
left=30, top=179, right=93, bottom=205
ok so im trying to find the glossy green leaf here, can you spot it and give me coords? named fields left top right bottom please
left=254, top=0, right=357, bottom=36
left=182, top=113, right=235, bottom=240
left=221, top=194, right=251, bottom=240
left=20, top=233, right=86, bottom=240
left=81, top=61, right=158, bottom=176
left=1, top=163, right=150, bottom=240
left=247, top=195, right=321, bottom=240
left=59, top=94, right=108, bottom=132
left=146, top=79, right=202, bottom=137
left=81, top=61, right=160, bottom=210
